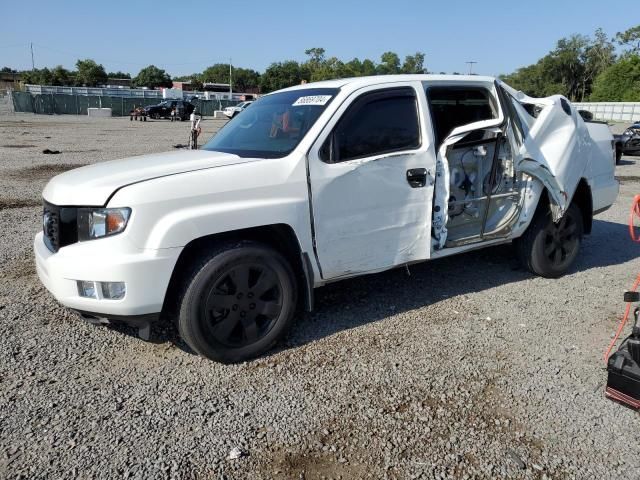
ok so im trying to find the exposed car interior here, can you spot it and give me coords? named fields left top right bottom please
left=427, top=86, right=521, bottom=247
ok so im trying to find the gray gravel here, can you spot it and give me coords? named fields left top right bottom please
left=1, top=113, right=639, bottom=479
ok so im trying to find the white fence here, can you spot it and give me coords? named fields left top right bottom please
left=573, top=102, right=640, bottom=123
left=24, top=84, right=250, bottom=101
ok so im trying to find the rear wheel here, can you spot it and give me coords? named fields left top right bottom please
left=177, top=242, right=298, bottom=363
left=515, top=202, right=583, bottom=278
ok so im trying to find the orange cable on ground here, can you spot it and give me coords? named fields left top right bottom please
left=604, top=194, right=640, bottom=362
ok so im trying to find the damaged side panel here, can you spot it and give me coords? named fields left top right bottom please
left=310, top=154, right=432, bottom=278
left=499, top=82, right=593, bottom=221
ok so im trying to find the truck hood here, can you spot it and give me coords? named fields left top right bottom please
left=43, top=149, right=253, bottom=206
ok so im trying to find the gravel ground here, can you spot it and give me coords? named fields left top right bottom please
left=1, top=113, right=639, bottom=479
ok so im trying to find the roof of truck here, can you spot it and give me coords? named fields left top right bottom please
left=279, top=74, right=497, bottom=93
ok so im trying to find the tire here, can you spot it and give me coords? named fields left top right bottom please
left=177, top=241, right=298, bottom=363
left=616, top=147, right=623, bottom=165
left=515, top=202, right=584, bottom=278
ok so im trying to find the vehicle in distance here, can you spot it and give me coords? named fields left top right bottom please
left=614, top=122, right=640, bottom=163
left=144, top=100, right=195, bottom=121
left=223, top=101, right=253, bottom=119
left=35, top=75, right=619, bottom=363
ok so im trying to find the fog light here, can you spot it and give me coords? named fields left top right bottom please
left=101, top=282, right=126, bottom=300
left=77, top=280, right=97, bottom=299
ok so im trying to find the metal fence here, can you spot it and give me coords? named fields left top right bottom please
left=573, top=102, right=640, bottom=122
left=24, top=84, right=241, bottom=101
left=11, top=91, right=239, bottom=117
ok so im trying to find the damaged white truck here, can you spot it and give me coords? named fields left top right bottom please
left=35, top=75, right=619, bottom=362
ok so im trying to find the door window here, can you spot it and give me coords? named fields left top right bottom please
left=427, top=87, right=498, bottom=147
left=322, top=87, right=420, bottom=163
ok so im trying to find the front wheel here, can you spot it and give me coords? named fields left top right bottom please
left=177, top=242, right=298, bottom=363
left=515, top=203, right=584, bottom=278
left=616, top=147, right=623, bottom=165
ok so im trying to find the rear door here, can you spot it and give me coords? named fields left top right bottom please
left=307, top=83, right=436, bottom=280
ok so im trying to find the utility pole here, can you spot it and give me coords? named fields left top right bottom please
left=465, top=61, right=477, bottom=75
left=30, top=42, right=35, bottom=70
left=229, top=58, right=232, bottom=99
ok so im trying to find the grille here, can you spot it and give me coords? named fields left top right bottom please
left=42, top=201, right=78, bottom=253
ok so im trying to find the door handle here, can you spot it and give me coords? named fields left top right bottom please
left=406, top=168, right=428, bottom=188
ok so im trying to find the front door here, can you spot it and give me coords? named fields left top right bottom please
left=307, top=84, right=436, bottom=280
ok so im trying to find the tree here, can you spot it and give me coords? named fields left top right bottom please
left=50, top=65, right=72, bottom=86
left=21, top=68, right=53, bottom=85
left=616, top=25, right=640, bottom=54
left=260, top=61, right=306, bottom=92
left=133, top=65, right=172, bottom=88
left=200, top=63, right=260, bottom=91
left=402, top=52, right=427, bottom=74
left=1, top=66, right=17, bottom=73
left=107, top=71, right=131, bottom=79
left=304, top=48, right=326, bottom=67
left=75, top=59, right=107, bottom=86
left=201, top=63, right=231, bottom=84
left=580, top=28, right=615, bottom=100
left=500, top=29, right=615, bottom=101
left=590, top=54, right=640, bottom=101
left=377, top=52, right=401, bottom=74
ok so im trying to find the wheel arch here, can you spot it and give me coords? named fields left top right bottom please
left=516, top=177, right=592, bottom=237
left=571, top=178, right=593, bottom=235
left=161, top=224, right=314, bottom=318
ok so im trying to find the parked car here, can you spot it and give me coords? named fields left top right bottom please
left=144, top=100, right=195, bottom=121
left=223, top=101, right=253, bottom=118
left=35, top=75, right=618, bottom=363
left=613, top=122, right=640, bottom=163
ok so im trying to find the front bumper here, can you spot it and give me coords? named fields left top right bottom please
left=34, top=231, right=182, bottom=317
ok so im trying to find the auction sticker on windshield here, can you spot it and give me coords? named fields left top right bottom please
left=292, top=95, right=332, bottom=106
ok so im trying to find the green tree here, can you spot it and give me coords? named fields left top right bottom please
left=1, top=66, right=17, bottom=73
left=200, top=63, right=260, bottom=91
left=201, top=63, right=232, bottom=84
left=259, top=61, right=306, bottom=92
left=360, top=59, right=377, bottom=76
left=107, top=71, right=131, bottom=79
left=22, top=68, right=53, bottom=85
left=75, top=59, right=107, bottom=86
left=402, top=52, right=427, bottom=74
left=50, top=65, right=72, bottom=86
left=377, top=52, right=401, bottom=74
left=590, top=54, right=640, bottom=101
left=133, top=65, right=172, bottom=88
left=580, top=28, right=615, bottom=100
left=500, top=29, right=614, bottom=101
left=616, top=25, right=640, bottom=54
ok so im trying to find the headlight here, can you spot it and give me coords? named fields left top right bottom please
left=624, top=129, right=634, bottom=136
left=77, top=207, right=131, bottom=241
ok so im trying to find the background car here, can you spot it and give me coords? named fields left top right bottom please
left=144, top=100, right=195, bottom=121
left=614, top=122, right=640, bottom=163
left=222, top=101, right=253, bottom=119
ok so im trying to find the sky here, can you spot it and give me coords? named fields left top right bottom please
left=0, top=0, right=632, bottom=78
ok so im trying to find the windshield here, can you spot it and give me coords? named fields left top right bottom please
left=202, top=88, right=339, bottom=158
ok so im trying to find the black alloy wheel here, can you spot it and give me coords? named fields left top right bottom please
left=516, top=202, right=584, bottom=278
left=203, top=263, right=283, bottom=348
left=177, top=242, right=298, bottom=363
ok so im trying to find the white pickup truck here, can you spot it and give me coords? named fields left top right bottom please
left=35, top=75, right=619, bottom=362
